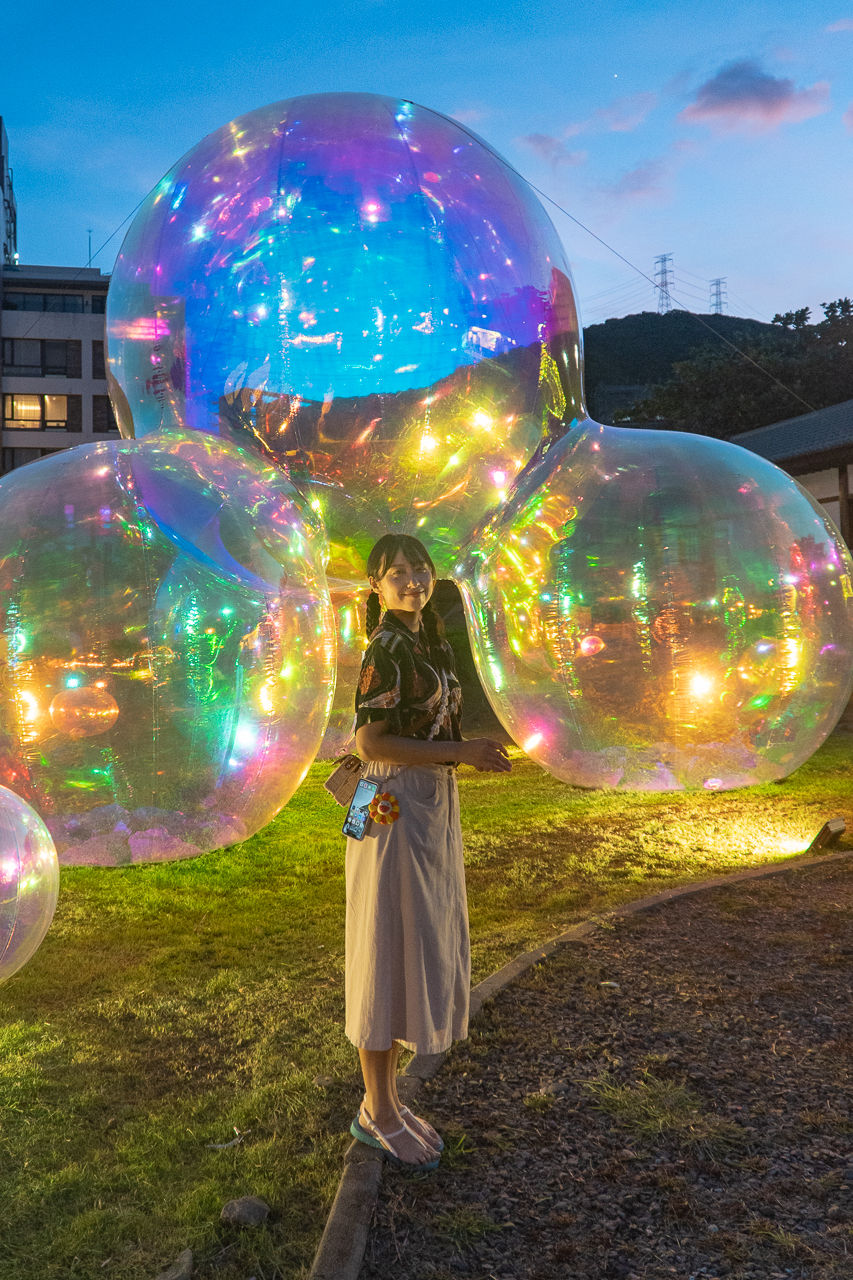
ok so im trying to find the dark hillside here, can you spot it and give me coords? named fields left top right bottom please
left=582, top=310, right=782, bottom=421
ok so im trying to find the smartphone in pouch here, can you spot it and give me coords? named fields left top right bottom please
left=342, top=777, right=379, bottom=840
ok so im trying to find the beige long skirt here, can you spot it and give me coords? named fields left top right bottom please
left=345, top=761, right=471, bottom=1055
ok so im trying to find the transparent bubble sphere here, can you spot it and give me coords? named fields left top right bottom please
left=106, top=92, right=582, bottom=582
left=458, top=422, right=853, bottom=791
left=0, top=435, right=335, bottom=863
left=0, top=785, right=59, bottom=983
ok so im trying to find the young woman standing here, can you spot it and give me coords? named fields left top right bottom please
left=346, top=534, right=511, bottom=1169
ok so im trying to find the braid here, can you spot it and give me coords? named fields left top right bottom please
left=365, top=590, right=382, bottom=637
left=422, top=599, right=447, bottom=655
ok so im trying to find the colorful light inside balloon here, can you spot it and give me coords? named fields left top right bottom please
left=0, top=785, right=59, bottom=984
left=578, top=634, right=606, bottom=657
left=459, top=421, right=853, bottom=791
left=49, top=687, right=120, bottom=739
left=106, top=92, right=583, bottom=582
left=0, top=436, right=335, bottom=864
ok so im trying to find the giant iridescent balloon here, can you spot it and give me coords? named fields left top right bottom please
left=106, top=92, right=581, bottom=581
left=458, top=422, right=853, bottom=790
left=105, top=91, right=853, bottom=792
left=0, top=786, right=59, bottom=983
left=0, top=436, right=335, bottom=864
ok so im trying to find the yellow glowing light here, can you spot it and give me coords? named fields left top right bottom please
left=472, top=409, right=493, bottom=430
left=524, top=732, right=543, bottom=752
left=781, top=640, right=801, bottom=669
left=419, top=434, right=438, bottom=454
left=19, top=691, right=40, bottom=723
left=503, top=546, right=526, bottom=574
left=689, top=673, right=715, bottom=698
left=258, top=682, right=275, bottom=714
left=412, top=478, right=468, bottom=509
left=776, top=836, right=807, bottom=855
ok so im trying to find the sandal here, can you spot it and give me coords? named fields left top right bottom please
left=398, top=1105, right=444, bottom=1153
left=350, top=1105, right=440, bottom=1171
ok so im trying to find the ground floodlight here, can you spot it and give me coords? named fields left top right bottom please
left=805, top=817, right=846, bottom=854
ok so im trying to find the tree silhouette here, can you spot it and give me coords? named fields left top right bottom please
left=619, top=299, right=853, bottom=437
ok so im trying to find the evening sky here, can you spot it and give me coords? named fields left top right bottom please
left=5, top=0, right=852, bottom=325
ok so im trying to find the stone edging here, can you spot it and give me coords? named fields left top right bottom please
left=307, top=848, right=851, bottom=1280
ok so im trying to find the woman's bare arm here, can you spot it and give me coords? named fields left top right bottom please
left=356, top=721, right=511, bottom=773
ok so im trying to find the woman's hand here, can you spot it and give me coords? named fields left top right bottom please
left=356, top=722, right=511, bottom=771
left=457, top=738, right=512, bottom=773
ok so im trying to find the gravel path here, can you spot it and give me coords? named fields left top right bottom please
left=360, top=857, right=852, bottom=1280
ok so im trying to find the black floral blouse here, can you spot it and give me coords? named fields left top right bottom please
left=354, top=612, right=463, bottom=743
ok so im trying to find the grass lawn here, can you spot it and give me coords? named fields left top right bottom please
left=1, top=733, right=852, bottom=1280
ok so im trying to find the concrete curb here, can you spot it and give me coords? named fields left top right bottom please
left=307, top=847, right=851, bottom=1280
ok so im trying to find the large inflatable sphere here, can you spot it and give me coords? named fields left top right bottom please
left=0, top=786, right=59, bottom=983
left=106, top=92, right=582, bottom=581
left=0, top=436, right=335, bottom=864
left=458, top=422, right=853, bottom=790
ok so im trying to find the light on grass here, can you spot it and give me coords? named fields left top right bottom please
left=775, top=835, right=810, bottom=856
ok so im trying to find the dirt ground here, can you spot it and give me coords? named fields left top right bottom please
left=360, top=856, right=852, bottom=1280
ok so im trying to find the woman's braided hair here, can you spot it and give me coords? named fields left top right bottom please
left=365, top=533, right=446, bottom=650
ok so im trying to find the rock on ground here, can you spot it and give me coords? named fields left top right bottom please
left=220, top=1195, right=271, bottom=1227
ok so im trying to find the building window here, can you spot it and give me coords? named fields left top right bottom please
left=45, top=340, right=80, bottom=376
left=2, top=337, right=41, bottom=374
left=90, top=294, right=107, bottom=314
left=92, top=395, right=118, bottom=433
left=45, top=293, right=84, bottom=313
left=2, top=338, right=81, bottom=377
left=3, top=393, right=41, bottom=427
left=1, top=446, right=60, bottom=474
left=3, top=393, right=82, bottom=431
left=92, top=340, right=106, bottom=380
left=2, top=291, right=84, bottom=312
left=2, top=292, right=43, bottom=311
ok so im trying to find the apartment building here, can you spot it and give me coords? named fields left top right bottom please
left=1, top=117, right=16, bottom=266
left=0, top=263, right=119, bottom=473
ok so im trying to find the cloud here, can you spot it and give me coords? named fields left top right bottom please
left=520, top=134, right=587, bottom=167
left=844, top=103, right=853, bottom=130
left=600, top=156, right=670, bottom=202
left=826, top=18, right=853, bottom=31
left=597, top=139, right=696, bottom=205
left=680, top=59, right=830, bottom=131
left=565, top=91, right=657, bottom=138
left=449, top=106, right=488, bottom=126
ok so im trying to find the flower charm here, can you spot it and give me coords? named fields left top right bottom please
left=368, top=792, right=400, bottom=824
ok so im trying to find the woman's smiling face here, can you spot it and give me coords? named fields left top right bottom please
left=372, top=550, right=435, bottom=626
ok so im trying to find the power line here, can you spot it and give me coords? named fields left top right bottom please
left=725, top=289, right=771, bottom=323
